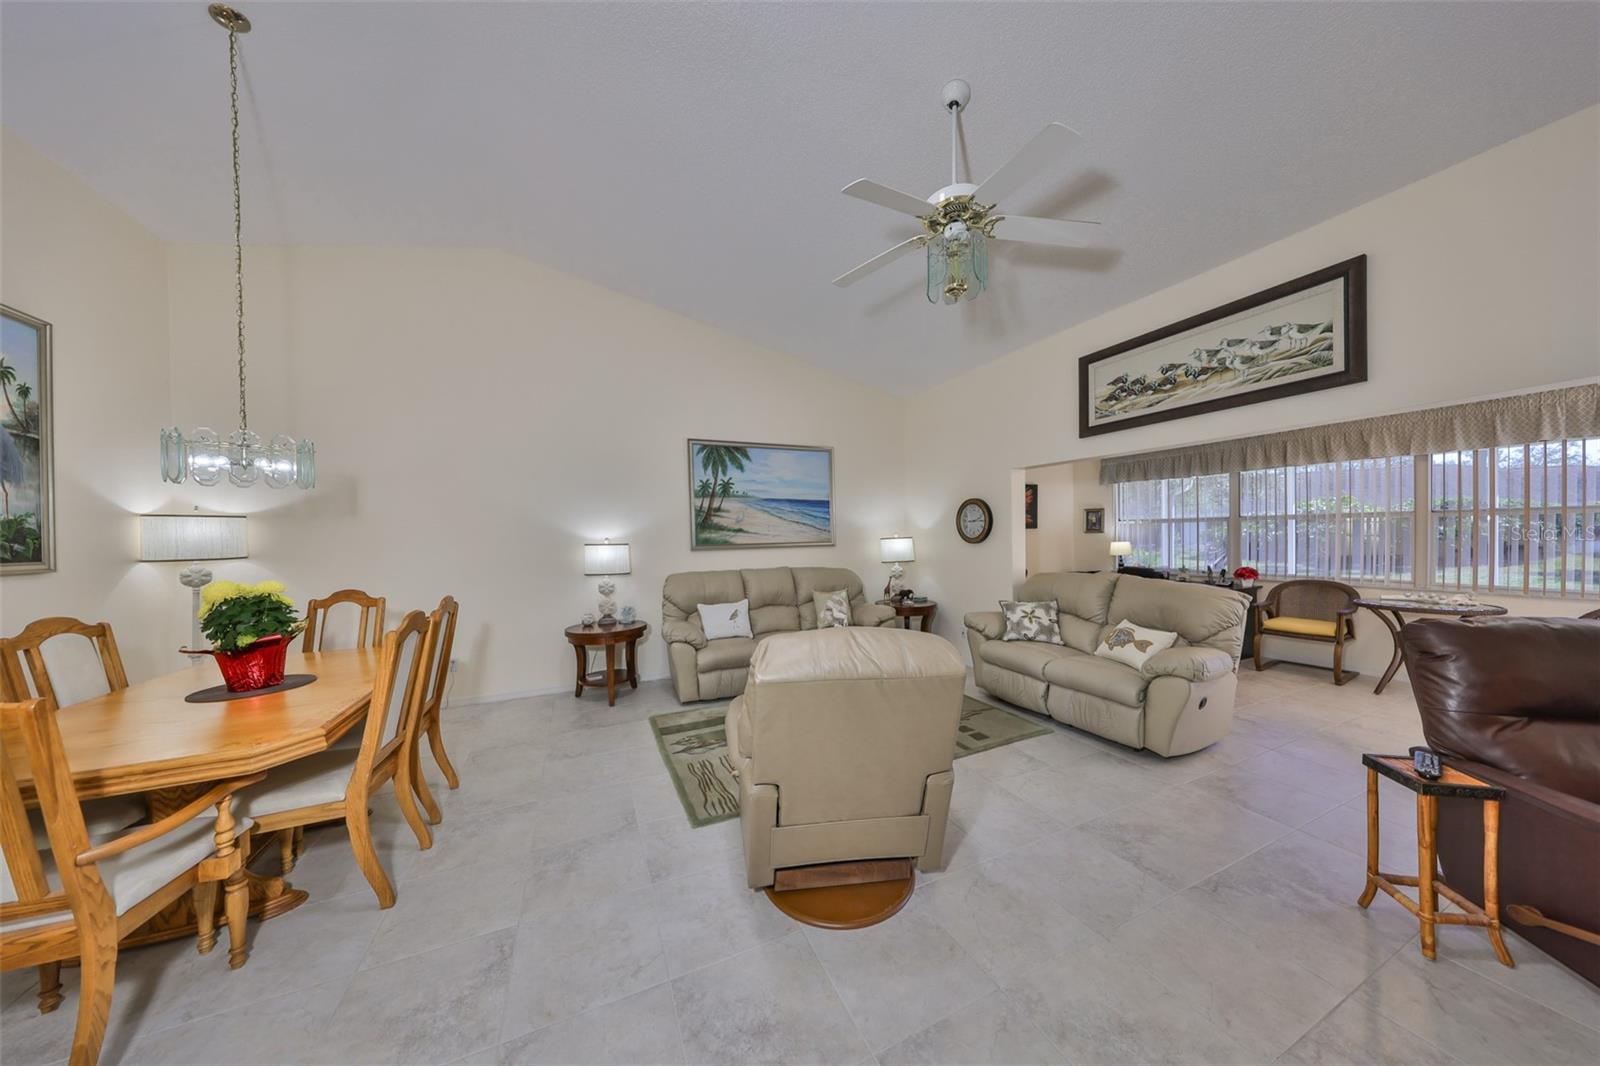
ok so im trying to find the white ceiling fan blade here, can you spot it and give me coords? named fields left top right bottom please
left=841, top=179, right=934, bottom=217
left=971, top=122, right=1082, bottom=207
left=832, top=237, right=924, bottom=287
left=990, top=214, right=1101, bottom=248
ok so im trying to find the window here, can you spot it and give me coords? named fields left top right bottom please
left=1111, top=439, right=1600, bottom=598
left=1430, top=438, right=1599, bottom=595
left=1114, top=475, right=1229, bottom=572
left=1237, top=457, right=1413, bottom=584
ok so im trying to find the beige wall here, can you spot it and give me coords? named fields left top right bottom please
left=904, top=107, right=1600, bottom=678
left=157, top=245, right=907, bottom=698
left=0, top=132, right=180, bottom=682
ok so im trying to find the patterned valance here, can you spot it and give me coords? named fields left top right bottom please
left=1098, top=383, right=1600, bottom=484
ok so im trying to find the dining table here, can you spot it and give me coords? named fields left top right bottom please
left=1351, top=596, right=1508, bottom=695
left=12, top=647, right=379, bottom=948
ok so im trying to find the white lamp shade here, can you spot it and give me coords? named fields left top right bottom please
left=583, top=541, right=631, bottom=575
left=880, top=536, right=915, bottom=563
left=1109, top=540, right=1133, bottom=556
left=139, top=513, right=248, bottom=561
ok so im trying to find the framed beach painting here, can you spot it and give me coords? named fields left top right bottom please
left=687, top=439, right=833, bottom=549
left=1, top=305, right=54, bottom=574
left=1079, top=255, right=1366, bottom=437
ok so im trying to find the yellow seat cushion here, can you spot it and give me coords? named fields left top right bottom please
left=1262, top=616, right=1339, bottom=639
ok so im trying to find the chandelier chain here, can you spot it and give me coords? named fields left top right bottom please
left=228, top=27, right=247, bottom=432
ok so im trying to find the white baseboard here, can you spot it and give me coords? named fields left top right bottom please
left=447, top=671, right=672, bottom=708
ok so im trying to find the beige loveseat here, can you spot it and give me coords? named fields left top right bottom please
left=965, top=572, right=1247, bottom=757
left=662, top=566, right=898, bottom=702
left=727, top=627, right=966, bottom=888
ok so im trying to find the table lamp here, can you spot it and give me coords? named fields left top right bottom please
left=1109, top=540, right=1132, bottom=571
left=139, top=509, right=248, bottom=660
left=880, top=535, right=915, bottom=599
left=583, top=539, right=631, bottom=624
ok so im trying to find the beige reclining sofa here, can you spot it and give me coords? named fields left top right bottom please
left=965, top=571, right=1247, bottom=757
left=727, top=626, right=966, bottom=889
left=662, top=566, right=898, bottom=702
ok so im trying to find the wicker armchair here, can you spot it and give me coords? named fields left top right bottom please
left=1253, top=579, right=1360, bottom=684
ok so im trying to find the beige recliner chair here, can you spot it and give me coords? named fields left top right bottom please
left=726, top=626, right=966, bottom=890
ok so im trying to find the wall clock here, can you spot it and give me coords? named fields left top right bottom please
left=956, top=498, right=993, bottom=543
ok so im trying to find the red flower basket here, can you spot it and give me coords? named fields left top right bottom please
left=206, top=634, right=289, bottom=692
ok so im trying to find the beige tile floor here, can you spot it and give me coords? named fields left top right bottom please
left=5, top=663, right=1598, bottom=1065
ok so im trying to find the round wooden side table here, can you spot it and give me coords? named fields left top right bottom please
left=565, top=621, right=647, bottom=706
left=879, top=599, right=937, bottom=632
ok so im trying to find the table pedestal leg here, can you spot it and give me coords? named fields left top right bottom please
left=919, top=609, right=936, bottom=632
left=1370, top=608, right=1406, bottom=695
left=626, top=638, right=639, bottom=689
left=1483, top=799, right=1514, bottom=966
left=1357, top=767, right=1379, bottom=908
left=573, top=643, right=587, bottom=697
left=1417, top=793, right=1438, bottom=959
left=604, top=643, right=617, bottom=706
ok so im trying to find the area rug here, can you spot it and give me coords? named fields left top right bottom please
left=649, top=695, right=1051, bottom=827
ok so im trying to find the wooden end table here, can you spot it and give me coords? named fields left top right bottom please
left=879, top=599, right=937, bottom=632
left=1352, top=597, right=1507, bottom=694
left=1358, top=753, right=1513, bottom=967
left=565, top=621, right=646, bottom=706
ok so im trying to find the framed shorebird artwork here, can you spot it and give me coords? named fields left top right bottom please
left=1, top=305, right=54, bottom=574
left=1079, top=255, right=1366, bottom=437
left=687, top=439, right=834, bottom=549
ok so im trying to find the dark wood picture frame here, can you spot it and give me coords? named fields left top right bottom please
left=1078, top=255, right=1367, bottom=438
left=1084, top=507, right=1104, bottom=534
left=1024, top=484, right=1038, bottom=530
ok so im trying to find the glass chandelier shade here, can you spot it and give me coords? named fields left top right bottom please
left=161, top=5, right=314, bottom=490
left=926, top=220, right=988, bottom=305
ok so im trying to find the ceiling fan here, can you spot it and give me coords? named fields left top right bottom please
left=833, top=79, right=1101, bottom=305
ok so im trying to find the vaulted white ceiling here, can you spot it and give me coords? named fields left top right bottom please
left=3, top=2, right=1596, bottom=393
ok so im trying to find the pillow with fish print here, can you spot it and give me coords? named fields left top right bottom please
left=999, top=600, right=1064, bottom=645
left=698, top=598, right=753, bottom=640
left=1094, top=618, right=1178, bottom=670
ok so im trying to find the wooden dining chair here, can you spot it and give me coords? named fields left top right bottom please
left=301, top=589, right=386, bottom=652
left=2, top=618, right=152, bottom=1008
left=410, top=595, right=460, bottom=826
left=1, top=698, right=261, bottom=1066
left=242, top=610, right=435, bottom=908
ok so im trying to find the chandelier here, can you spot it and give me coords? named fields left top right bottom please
left=161, top=4, right=314, bottom=490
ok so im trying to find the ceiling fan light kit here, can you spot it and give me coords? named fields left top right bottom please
left=160, top=4, right=315, bottom=490
left=834, top=78, right=1103, bottom=307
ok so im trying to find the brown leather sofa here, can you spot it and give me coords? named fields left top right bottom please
left=727, top=626, right=966, bottom=889
left=661, top=566, right=898, bottom=702
left=1402, top=616, right=1600, bottom=986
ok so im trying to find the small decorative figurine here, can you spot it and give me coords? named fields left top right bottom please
left=597, top=578, right=618, bottom=624
left=581, top=612, right=597, bottom=627
left=619, top=605, right=637, bottom=624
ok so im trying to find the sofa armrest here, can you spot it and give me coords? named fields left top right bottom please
left=853, top=603, right=897, bottom=627
left=662, top=618, right=707, bottom=650
left=964, top=611, right=1005, bottom=641
left=1142, top=646, right=1233, bottom=683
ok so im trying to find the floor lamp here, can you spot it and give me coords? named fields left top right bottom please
left=139, top=510, right=248, bottom=661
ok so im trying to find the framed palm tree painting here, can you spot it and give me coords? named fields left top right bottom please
left=688, top=439, right=833, bottom=549
left=1, top=305, right=54, bottom=574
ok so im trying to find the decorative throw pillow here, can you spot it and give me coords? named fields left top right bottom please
left=1094, top=618, right=1179, bottom=670
left=999, top=600, right=1064, bottom=644
left=698, top=598, right=752, bottom=640
left=812, top=588, right=853, bottom=629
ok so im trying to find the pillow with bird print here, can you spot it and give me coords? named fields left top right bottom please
left=812, top=588, right=854, bottom=629
left=1094, top=618, right=1178, bottom=670
left=698, top=598, right=753, bottom=640
left=999, top=600, right=1064, bottom=645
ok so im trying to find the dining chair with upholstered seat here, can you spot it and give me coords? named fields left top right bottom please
left=242, top=610, right=435, bottom=908
left=410, top=595, right=460, bottom=826
left=1, top=698, right=261, bottom=1066
left=301, top=589, right=386, bottom=652
left=1, top=618, right=154, bottom=1011
left=1253, top=578, right=1361, bottom=684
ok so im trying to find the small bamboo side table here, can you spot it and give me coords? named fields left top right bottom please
left=1358, top=753, right=1513, bottom=967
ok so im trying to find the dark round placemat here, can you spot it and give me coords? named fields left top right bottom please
left=185, top=673, right=318, bottom=703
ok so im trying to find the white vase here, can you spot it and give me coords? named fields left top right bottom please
left=1239, top=578, right=1255, bottom=589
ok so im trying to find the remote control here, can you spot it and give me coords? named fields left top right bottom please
left=1411, top=747, right=1442, bottom=781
